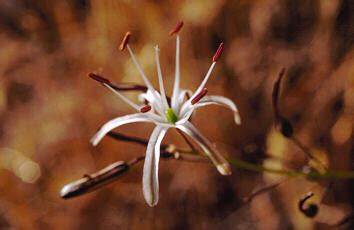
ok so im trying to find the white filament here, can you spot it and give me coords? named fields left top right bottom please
left=126, top=45, right=160, bottom=98
left=154, top=46, right=169, bottom=109
left=104, top=83, right=140, bottom=111
left=171, top=35, right=181, bottom=112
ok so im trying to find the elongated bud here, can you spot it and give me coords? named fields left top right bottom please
left=119, top=32, right=131, bottom=51
left=191, top=88, right=208, bottom=105
left=60, top=161, right=129, bottom=199
left=88, top=73, right=111, bottom=84
left=272, top=68, right=286, bottom=119
left=140, top=105, right=152, bottom=113
left=169, top=21, right=184, bottom=36
left=212, top=42, right=224, bottom=62
left=217, top=163, right=232, bottom=175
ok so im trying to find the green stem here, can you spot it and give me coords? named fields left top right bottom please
left=228, top=157, right=354, bottom=179
left=177, top=149, right=354, bottom=179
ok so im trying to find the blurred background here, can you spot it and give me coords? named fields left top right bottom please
left=0, top=0, right=353, bottom=229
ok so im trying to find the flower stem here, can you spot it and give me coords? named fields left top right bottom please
left=226, top=157, right=354, bottom=179
left=108, top=131, right=354, bottom=180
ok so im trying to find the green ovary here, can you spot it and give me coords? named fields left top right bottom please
left=165, top=108, right=178, bottom=124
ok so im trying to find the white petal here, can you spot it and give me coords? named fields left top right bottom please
left=175, top=109, right=193, bottom=125
left=178, top=89, right=193, bottom=102
left=90, top=113, right=151, bottom=146
left=176, top=121, right=231, bottom=175
left=143, top=126, right=168, bottom=207
left=196, top=95, right=241, bottom=125
left=175, top=89, right=193, bottom=113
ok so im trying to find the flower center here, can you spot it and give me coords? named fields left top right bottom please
left=165, top=108, right=178, bottom=124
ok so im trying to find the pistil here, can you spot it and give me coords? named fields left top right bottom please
left=165, top=108, right=178, bottom=124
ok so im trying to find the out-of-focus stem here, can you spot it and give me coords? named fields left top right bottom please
left=226, top=156, right=354, bottom=179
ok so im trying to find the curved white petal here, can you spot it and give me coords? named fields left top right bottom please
left=196, top=95, right=241, bottom=125
left=175, top=109, right=193, bottom=125
left=178, top=89, right=192, bottom=102
left=176, top=121, right=231, bottom=175
left=178, top=102, right=192, bottom=120
left=176, top=89, right=192, bottom=112
left=90, top=113, right=152, bottom=146
left=143, top=126, right=168, bottom=207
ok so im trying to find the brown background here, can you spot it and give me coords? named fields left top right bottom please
left=0, top=0, right=353, bottom=229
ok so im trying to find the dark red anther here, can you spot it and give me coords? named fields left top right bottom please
left=89, top=72, right=148, bottom=92
left=88, top=73, right=111, bottom=84
left=191, top=88, right=208, bottom=105
left=119, top=32, right=131, bottom=51
left=140, top=105, right=152, bottom=113
left=169, top=21, right=184, bottom=36
left=212, top=42, right=224, bottom=62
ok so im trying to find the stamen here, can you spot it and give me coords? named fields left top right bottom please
left=89, top=73, right=111, bottom=84
left=191, top=62, right=216, bottom=98
left=126, top=46, right=157, bottom=93
left=155, top=46, right=169, bottom=109
left=120, top=32, right=154, bottom=89
left=170, top=22, right=183, bottom=111
left=212, top=42, right=224, bottom=62
left=191, top=88, right=208, bottom=105
left=88, top=73, right=147, bottom=92
left=126, top=44, right=165, bottom=116
left=140, top=105, right=152, bottom=113
left=110, top=84, right=148, bottom=92
left=169, top=21, right=184, bottom=36
left=188, top=42, right=223, bottom=102
left=171, top=35, right=181, bottom=111
left=119, top=32, right=131, bottom=51
left=104, top=84, right=140, bottom=111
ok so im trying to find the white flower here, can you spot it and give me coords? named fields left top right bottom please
left=89, top=22, right=241, bottom=207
